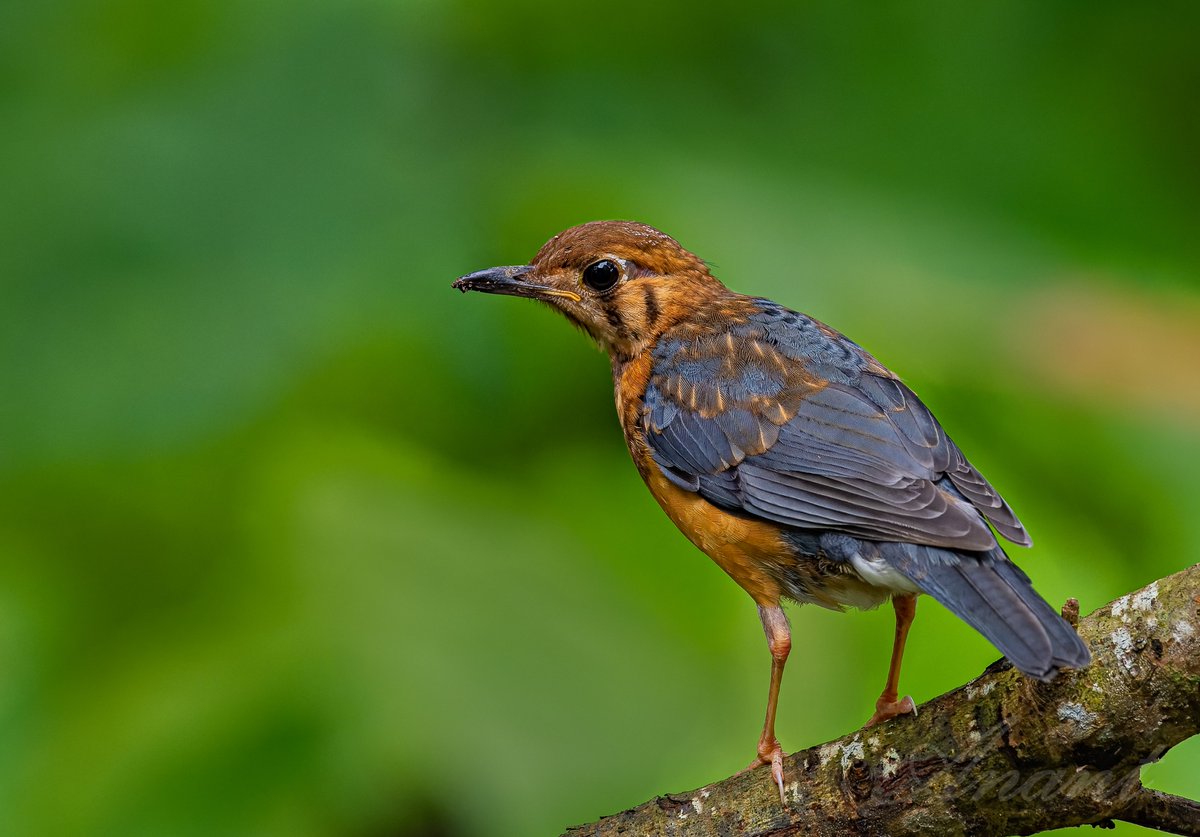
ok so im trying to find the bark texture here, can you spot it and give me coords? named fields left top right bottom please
left=563, top=564, right=1200, bottom=837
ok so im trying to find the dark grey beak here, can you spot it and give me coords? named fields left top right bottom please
left=452, top=265, right=580, bottom=302
left=453, top=265, right=537, bottom=296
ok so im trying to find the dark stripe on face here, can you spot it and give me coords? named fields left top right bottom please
left=643, top=287, right=660, bottom=328
left=605, top=302, right=627, bottom=339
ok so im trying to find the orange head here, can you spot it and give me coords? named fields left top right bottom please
left=453, top=221, right=728, bottom=361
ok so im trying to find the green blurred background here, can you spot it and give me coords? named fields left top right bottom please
left=2, top=2, right=1198, bottom=835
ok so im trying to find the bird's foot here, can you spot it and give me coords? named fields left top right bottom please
left=737, top=735, right=787, bottom=804
left=865, top=694, right=917, bottom=727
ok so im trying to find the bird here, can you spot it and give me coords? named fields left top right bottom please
left=452, top=220, right=1090, bottom=802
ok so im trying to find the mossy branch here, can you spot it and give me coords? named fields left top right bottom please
left=563, top=564, right=1200, bottom=837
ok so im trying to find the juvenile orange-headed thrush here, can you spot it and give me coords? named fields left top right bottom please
left=453, top=221, right=1089, bottom=800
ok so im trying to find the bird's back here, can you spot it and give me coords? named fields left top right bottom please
left=626, top=296, right=1028, bottom=550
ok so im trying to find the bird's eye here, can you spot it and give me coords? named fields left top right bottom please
left=581, top=259, right=621, bottom=292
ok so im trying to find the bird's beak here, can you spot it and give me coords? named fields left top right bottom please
left=452, top=265, right=581, bottom=303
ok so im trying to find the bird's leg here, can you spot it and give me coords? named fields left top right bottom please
left=866, top=593, right=918, bottom=726
left=737, top=603, right=790, bottom=803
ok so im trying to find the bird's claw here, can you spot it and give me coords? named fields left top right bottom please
left=737, top=736, right=787, bottom=804
left=865, top=694, right=917, bottom=727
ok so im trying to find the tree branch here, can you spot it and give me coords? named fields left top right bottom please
left=563, top=563, right=1200, bottom=837
left=1115, top=790, right=1200, bottom=836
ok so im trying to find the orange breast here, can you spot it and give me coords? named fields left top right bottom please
left=642, top=463, right=792, bottom=606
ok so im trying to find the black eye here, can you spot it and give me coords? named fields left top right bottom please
left=582, top=259, right=621, bottom=292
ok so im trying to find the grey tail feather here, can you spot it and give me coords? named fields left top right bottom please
left=880, top=542, right=1091, bottom=681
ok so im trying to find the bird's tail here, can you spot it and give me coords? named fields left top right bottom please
left=880, top=542, right=1090, bottom=680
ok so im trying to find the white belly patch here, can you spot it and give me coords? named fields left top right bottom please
left=849, top=552, right=922, bottom=594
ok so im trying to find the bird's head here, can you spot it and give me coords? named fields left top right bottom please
left=453, top=221, right=726, bottom=361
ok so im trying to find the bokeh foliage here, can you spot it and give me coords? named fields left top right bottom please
left=1, top=2, right=1198, bottom=835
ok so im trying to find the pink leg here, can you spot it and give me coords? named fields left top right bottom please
left=737, top=604, right=790, bottom=804
left=865, top=594, right=919, bottom=726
